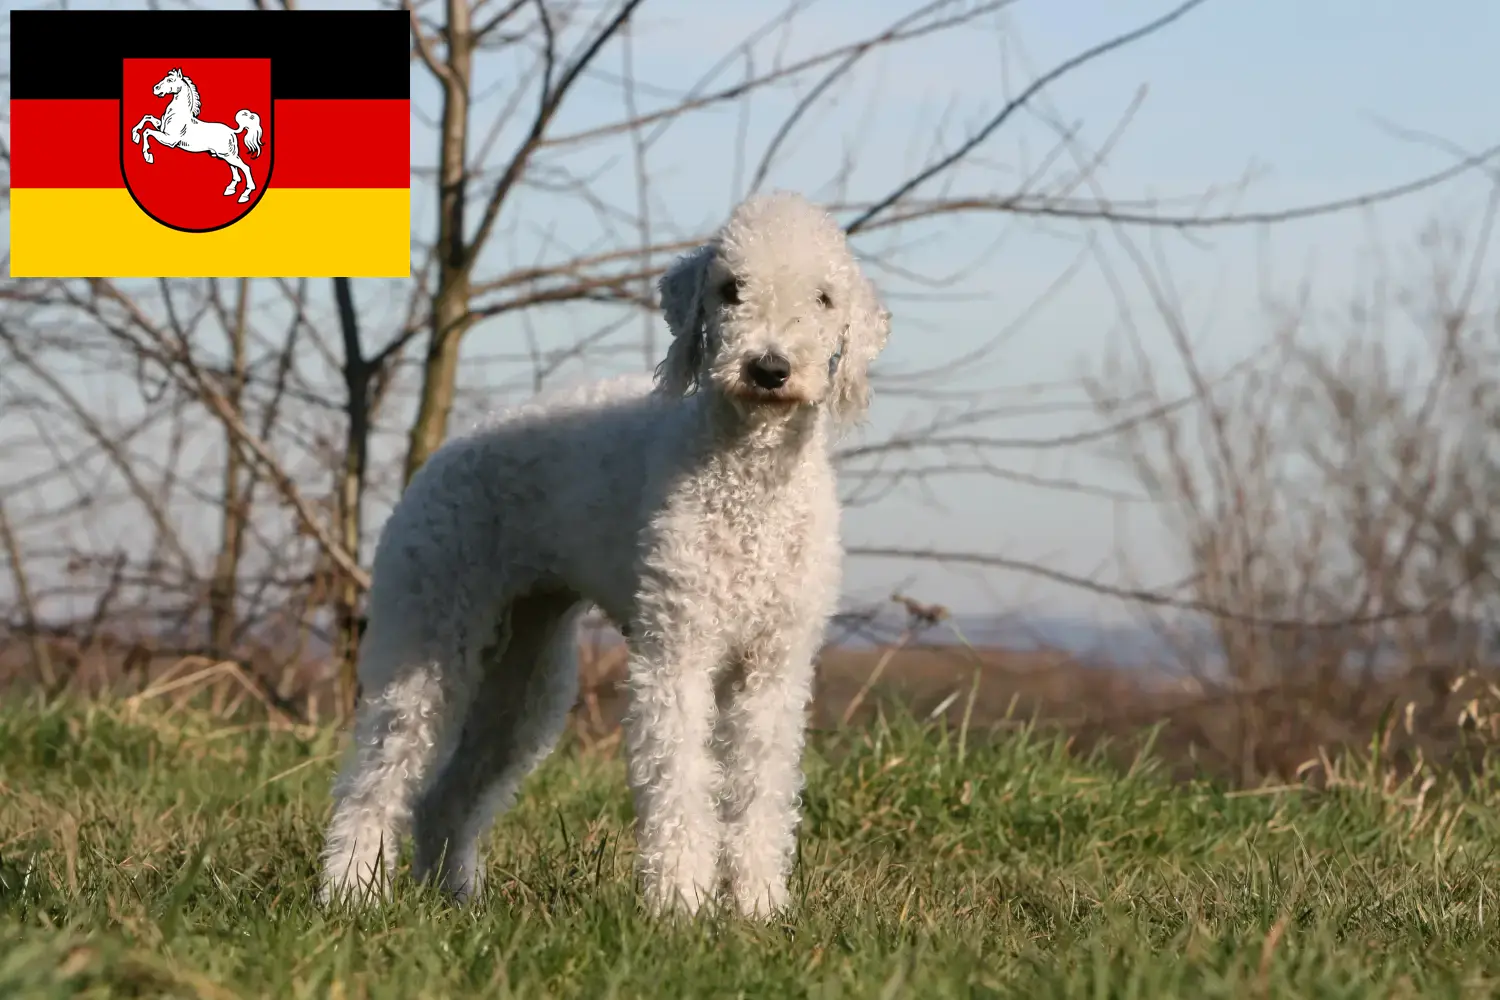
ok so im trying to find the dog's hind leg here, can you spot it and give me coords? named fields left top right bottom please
left=409, top=591, right=583, bottom=901
left=318, top=615, right=490, bottom=907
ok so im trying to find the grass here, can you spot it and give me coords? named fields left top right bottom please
left=2, top=699, right=1500, bottom=999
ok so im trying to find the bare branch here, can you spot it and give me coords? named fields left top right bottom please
left=845, top=0, right=1210, bottom=234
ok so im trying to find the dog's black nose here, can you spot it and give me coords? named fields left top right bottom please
left=747, top=353, right=791, bottom=389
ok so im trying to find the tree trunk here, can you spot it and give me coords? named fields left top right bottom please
left=208, top=278, right=251, bottom=661
left=404, top=0, right=474, bottom=485
left=334, top=276, right=371, bottom=719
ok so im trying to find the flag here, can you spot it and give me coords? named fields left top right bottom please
left=9, top=10, right=411, bottom=278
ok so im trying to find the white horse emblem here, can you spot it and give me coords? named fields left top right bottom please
left=129, top=67, right=264, bottom=205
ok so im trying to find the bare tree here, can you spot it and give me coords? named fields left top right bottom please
left=2, top=0, right=1490, bottom=729
left=208, top=279, right=253, bottom=661
left=1087, top=175, right=1500, bottom=782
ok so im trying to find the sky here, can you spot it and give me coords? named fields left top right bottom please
left=4, top=0, right=1499, bottom=626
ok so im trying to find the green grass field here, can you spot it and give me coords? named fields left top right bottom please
left=2, top=700, right=1498, bottom=999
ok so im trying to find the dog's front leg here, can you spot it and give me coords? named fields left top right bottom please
left=716, top=625, right=821, bottom=918
left=621, top=629, right=725, bottom=917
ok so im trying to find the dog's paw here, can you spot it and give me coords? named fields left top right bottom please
left=732, top=880, right=790, bottom=921
left=317, top=871, right=390, bottom=910
left=641, top=878, right=716, bottom=919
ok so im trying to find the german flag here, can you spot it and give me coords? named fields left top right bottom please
left=9, top=10, right=411, bottom=278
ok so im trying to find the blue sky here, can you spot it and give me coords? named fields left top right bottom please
left=5, top=0, right=1498, bottom=625
left=434, top=0, right=1500, bottom=618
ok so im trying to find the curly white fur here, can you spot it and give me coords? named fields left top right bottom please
left=318, top=191, right=891, bottom=918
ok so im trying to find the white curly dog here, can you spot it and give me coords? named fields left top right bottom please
left=319, top=191, right=890, bottom=918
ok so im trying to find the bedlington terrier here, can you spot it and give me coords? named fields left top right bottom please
left=318, top=191, right=891, bottom=918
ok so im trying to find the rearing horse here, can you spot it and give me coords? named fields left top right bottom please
left=130, top=68, right=263, bottom=205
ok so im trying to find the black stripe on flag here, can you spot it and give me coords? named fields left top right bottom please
left=10, top=10, right=410, bottom=101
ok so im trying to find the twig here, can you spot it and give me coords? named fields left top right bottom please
left=0, top=496, right=56, bottom=690
left=840, top=594, right=951, bottom=725
left=846, top=0, right=1211, bottom=233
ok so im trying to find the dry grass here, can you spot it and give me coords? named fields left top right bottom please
left=8, top=630, right=1500, bottom=794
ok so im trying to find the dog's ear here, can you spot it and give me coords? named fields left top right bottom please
left=831, top=269, right=891, bottom=424
left=654, top=244, right=714, bottom=396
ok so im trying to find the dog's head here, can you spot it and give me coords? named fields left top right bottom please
left=654, top=192, right=891, bottom=425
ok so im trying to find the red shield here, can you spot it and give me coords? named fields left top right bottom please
left=121, top=58, right=274, bottom=233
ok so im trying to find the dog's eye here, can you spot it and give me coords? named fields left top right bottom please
left=816, top=289, right=833, bottom=309
left=720, top=278, right=742, bottom=306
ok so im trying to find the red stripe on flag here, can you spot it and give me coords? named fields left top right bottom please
left=274, top=99, right=409, bottom=188
left=10, top=98, right=410, bottom=191
left=12, top=100, right=122, bottom=188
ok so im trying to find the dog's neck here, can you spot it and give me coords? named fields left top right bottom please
left=697, top=390, right=828, bottom=482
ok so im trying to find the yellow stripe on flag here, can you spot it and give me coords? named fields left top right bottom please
left=10, top=188, right=411, bottom=278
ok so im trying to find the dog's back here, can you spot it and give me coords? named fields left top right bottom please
left=362, top=374, right=667, bottom=666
